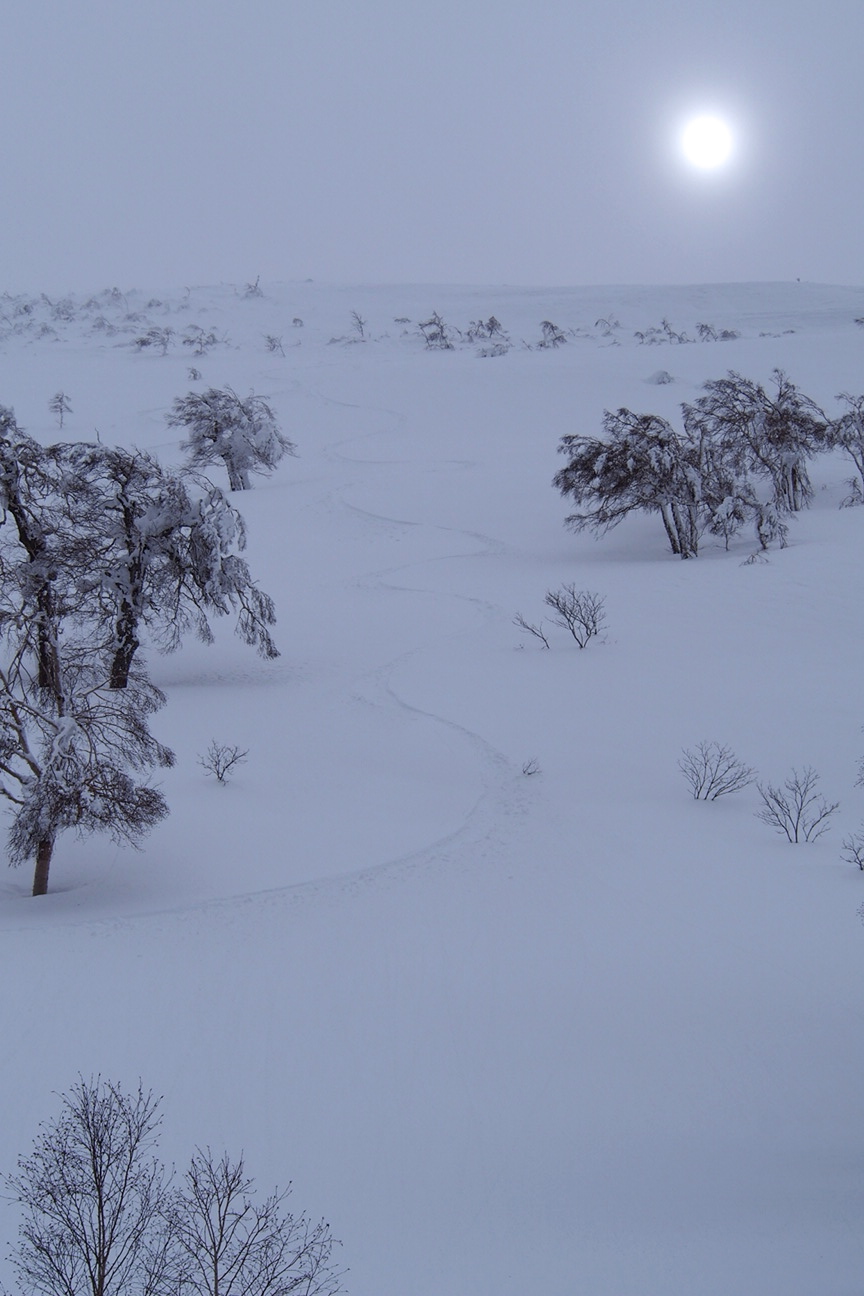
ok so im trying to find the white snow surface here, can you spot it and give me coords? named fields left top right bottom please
left=1, top=280, right=864, bottom=1294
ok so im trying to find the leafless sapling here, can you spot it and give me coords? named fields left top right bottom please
left=678, top=741, right=756, bottom=800
left=48, top=391, right=72, bottom=429
left=755, top=766, right=839, bottom=842
left=513, top=612, right=550, bottom=649
left=198, top=741, right=249, bottom=784
left=543, top=586, right=606, bottom=648
left=841, top=828, right=864, bottom=870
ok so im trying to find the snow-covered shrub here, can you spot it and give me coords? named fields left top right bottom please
left=418, top=312, right=455, bottom=350
left=538, top=320, right=567, bottom=348
left=829, top=392, right=864, bottom=501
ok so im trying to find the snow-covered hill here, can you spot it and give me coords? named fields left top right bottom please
left=1, top=280, right=863, bottom=1294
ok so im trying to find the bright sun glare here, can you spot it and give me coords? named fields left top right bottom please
left=680, top=115, right=734, bottom=169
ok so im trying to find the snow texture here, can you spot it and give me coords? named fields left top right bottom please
left=0, top=280, right=863, bottom=1294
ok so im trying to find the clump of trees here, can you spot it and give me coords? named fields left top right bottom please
left=4, top=1076, right=342, bottom=1296
left=553, top=369, right=838, bottom=558
left=0, top=397, right=283, bottom=895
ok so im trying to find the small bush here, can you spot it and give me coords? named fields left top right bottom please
left=841, top=828, right=864, bottom=869
left=679, top=742, right=755, bottom=800
left=756, top=766, right=838, bottom=842
left=543, top=586, right=606, bottom=648
left=198, top=741, right=249, bottom=784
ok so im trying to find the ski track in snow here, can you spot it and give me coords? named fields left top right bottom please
left=3, top=283, right=864, bottom=1296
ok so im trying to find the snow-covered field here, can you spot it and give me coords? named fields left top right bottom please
left=1, top=279, right=863, bottom=1294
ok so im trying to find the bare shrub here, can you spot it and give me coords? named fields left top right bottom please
left=521, top=759, right=541, bottom=776
left=418, top=312, right=455, bottom=350
left=841, top=828, right=864, bottom=870
left=198, top=741, right=249, bottom=784
left=513, top=612, right=550, bottom=649
left=264, top=334, right=285, bottom=355
left=678, top=742, right=756, bottom=800
left=756, top=766, right=839, bottom=842
left=543, top=586, right=606, bottom=648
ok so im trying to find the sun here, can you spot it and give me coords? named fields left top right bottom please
left=680, top=115, right=734, bottom=169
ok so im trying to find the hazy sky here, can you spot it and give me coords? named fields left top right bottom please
left=3, top=0, right=862, bottom=291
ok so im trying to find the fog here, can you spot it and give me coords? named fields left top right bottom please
left=2, top=0, right=862, bottom=291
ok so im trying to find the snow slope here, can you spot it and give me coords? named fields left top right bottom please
left=1, top=280, right=863, bottom=1294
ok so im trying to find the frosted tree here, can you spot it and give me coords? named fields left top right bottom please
left=683, top=369, right=828, bottom=514
left=168, top=387, right=296, bottom=490
left=49, top=391, right=72, bottom=428
left=54, top=445, right=279, bottom=688
left=0, top=415, right=174, bottom=894
left=0, top=633, right=174, bottom=895
left=553, top=409, right=703, bottom=557
left=829, top=391, right=864, bottom=502
left=0, top=406, right=92, bottom=693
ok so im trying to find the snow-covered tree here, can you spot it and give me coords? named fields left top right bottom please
left=54, top=445, right=279, bottom=688
left=683, top=369, right=828, bottom=514
left=553, top=373, right=826, bottom=560
left=829, top=391, right=864, bottom=502
left=553, top=409, right=703, bottom=557
left=168, top=387, right=296, bottom=490
left=0, top=631, right=174, bottom=895
left=0, top=407, right=93, bottom=694
left=0, top=414, right=174, bottom=893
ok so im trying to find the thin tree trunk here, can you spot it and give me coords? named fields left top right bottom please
left=658, top=503, right=681, bottom=554
left=32, top=837, right=54, bottom=896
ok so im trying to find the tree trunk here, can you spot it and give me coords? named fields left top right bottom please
left=109, top=599, right=139, bottom=689
left=658, top=503, right=681, bottom=555
left=224, top=455, right=249, bottom=491
left=32, top=837, right=54, bottom=896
